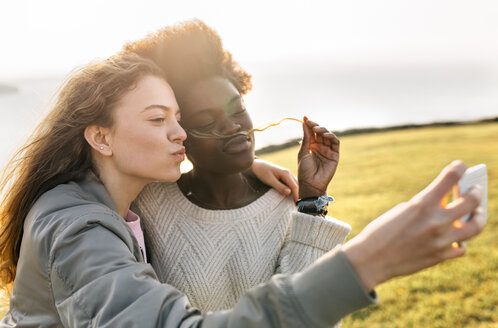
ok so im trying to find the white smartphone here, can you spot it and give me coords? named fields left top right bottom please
left=452, top=163, right=488, bottom=223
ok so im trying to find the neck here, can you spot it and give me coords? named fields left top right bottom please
left=97, top=163, right=147, bottom=219
left=180, top=168, right=264, bottom=209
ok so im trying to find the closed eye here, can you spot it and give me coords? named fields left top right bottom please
left=231, top=107, right=247, bottom=116
left=197, top=121, right=216, bottom=131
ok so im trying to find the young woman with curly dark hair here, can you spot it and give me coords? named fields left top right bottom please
left=123, top=20, right=353, bottom=312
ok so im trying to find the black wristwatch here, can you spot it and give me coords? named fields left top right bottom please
left=296, top=195, right=334, bottom=217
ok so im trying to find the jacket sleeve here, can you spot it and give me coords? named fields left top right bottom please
left=49, top=213, right=374, bottom=328
left=276, top=212, right=352, bottom=274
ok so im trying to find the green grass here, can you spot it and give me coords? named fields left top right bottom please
left=261, top=122, right=498, bottom=327
left=1, top=122, right=497, bottom=326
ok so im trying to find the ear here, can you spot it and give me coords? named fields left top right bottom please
left=84, top=125, right=113, bottom=157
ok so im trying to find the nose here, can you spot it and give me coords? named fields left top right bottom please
left=219, top=116, right=241, bottom=135
left=170, top=119, right=187, bottom=143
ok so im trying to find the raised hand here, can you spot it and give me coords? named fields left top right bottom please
left=297, top=116, right=340, bottom=199
left=342, top=160, right=485, bottom=291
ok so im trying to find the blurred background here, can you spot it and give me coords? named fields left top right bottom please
left=1, top=0, right=498, bottom=169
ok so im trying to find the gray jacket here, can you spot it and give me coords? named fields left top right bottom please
left=1, top=174, right=376, bottom=327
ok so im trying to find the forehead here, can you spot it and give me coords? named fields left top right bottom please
left=116, top=75, right=179, bottom=115
left=180, top=77, right=240, bottom=115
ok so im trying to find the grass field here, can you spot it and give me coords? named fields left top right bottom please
left=1, top=122, right=496, bottom=326
left=260, top=122, right=498, bottom=327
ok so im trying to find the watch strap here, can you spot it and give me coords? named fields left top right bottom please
left=296, top=195, right=334, bottom=217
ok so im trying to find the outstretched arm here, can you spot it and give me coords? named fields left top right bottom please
left=343, top=160, right=485, bottom=291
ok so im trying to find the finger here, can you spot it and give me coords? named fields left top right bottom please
left=440, top=191, right=450, bottom=208
left=305, top=118, right=320, bottom=142
left=418, top=160, right=467, bottom=203
left=313, top=126, right=327, bottom=144
left=298, top=116, right=313, bottom=159
left=323, top=132, right=339, bottom=144
left=439, top=242, right=467, bottom=261
left=322, top=135, right=331, bottom=147
left=306, top=118, right=319, bottom=129
left=310, top=143, right=339, bottom=162
left=444, top=185, right=482, bottom=223
left=269, top=177, right=294, bottom=198
left=279, top=171, right=299, bottom=202
left=323, top=132, right=340, bottom=151
left=448, top=207, right=485, bottom=244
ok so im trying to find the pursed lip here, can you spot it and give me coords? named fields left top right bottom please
left=172, top=147, right=186, bottom=161
left=222, top=134, right=251, bottom=152
left=172, top=147, right=186, bottom=156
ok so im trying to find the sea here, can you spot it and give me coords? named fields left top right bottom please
left=1, top=60, right=497, bottom=169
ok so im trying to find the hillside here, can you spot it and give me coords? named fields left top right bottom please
left=260, top=122, right=498, bottom=327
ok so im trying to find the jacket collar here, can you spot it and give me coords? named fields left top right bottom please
left=78, top=171, right=118, bottom=213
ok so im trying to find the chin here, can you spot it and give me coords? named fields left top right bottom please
left=221, top=153, right=254, bottom=175
left=170, top=169, right=182, bottom=182
left=156, top=168, right=182, bottom=183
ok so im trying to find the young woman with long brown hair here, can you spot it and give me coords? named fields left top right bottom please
left=0, top=53, right=484, bottom=327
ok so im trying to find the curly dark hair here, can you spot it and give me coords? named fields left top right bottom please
left=122, top=19, right=252, bottom=100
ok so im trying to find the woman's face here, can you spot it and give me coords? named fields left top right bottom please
left=179, top=77, right=254, bottom=175
left=109, top=75, right=186, bottom=183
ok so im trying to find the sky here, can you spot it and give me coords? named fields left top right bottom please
left=2, top=0, right=498, bottom=80
left=0, top=0, right=497, bottom=157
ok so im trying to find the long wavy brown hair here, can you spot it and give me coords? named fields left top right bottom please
left=0, top=53, right=164, bottom=287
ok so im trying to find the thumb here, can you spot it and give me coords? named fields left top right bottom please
left=298, top=116, right=312, bottom=160
left=417, top=160, right=467, bottom=205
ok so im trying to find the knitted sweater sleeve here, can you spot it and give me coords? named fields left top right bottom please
left=276, top=212, right=352, bottom=274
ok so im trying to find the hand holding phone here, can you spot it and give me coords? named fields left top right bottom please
left=455, top=164, right=487, bottom=223
left=443, top=163, right=488, bottom=248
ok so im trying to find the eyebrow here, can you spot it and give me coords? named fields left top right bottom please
left=142, top=104, right=180, bottom=116
left=227, top=95, right=241, bottom=105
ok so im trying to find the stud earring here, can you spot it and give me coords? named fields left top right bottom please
left=99, top=146, right=104, bottom=150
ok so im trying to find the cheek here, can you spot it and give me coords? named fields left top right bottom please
left=119, top=128, right=154, bottom=153
left=185, top=137, right=217, bottom=153
left=113, top=128, right=165, bottom=169
left=185, top=138, right=218, bottom=165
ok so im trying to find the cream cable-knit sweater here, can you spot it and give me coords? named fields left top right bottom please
left=134, top=182, right=351, bottom=312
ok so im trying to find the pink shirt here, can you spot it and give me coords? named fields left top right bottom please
left=125, top=210, right=147, bottom=262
